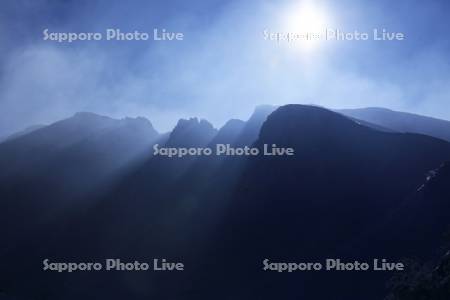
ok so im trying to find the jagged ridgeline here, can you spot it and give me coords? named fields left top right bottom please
left=1, top=105, right=450, bottom=300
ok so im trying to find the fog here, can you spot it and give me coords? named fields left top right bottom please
left=1, top=0, right=450, bottom=137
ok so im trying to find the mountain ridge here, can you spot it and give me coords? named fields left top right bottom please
left=339, top=107, right=450, bottom=142
left=1, top=105, right=450, bottom=300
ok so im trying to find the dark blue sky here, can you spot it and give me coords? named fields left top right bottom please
left=1, top=0, right=449, bottom=136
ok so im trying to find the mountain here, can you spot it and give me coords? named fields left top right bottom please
left=1, top=105, right=450, bottom=300
left=385, top=162, right=450, bottom=300
left=387, top=249, right=450, bottom=300
left=0, top=112, right=160, bottom=249
left=199, top=105, right=450, bottom=300
left=208, top=105, right=276, bottom=147
left=0, top=112, right=159, bottom=185
left=378, top=161, right=450, bottom=258
left=165, top=117, right=217, bottom=147
left=234, top=104, right=276, bottom=146
left=209, top=119, right=246, bottom=145
left=0, top=124, right=46, bottom=143
left=339, top=107, right=450, bottom=142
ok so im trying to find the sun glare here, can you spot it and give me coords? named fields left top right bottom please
left=282, top=1, right=331, bottom=52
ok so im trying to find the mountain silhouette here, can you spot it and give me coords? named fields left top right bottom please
left=0, top=112, right=159, bottom=188
left=199, top=105, right=450, bottom=300
left=234, top=104, right=276, bottom=146
left=209, top=119, right=246, bottom=145
left=1, top=105, right=450, bottom=300
left=339, top=107, right=450, bottom=142
left=0, top=124, right=46, bottom=142
left=165, top=117, right=217, bottom=147
left=385, top=162, right=450, bottom=300
left=0, top=112, right=160, bottom=251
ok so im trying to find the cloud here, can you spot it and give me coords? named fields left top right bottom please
left=1, top=0, right=450, bottom=137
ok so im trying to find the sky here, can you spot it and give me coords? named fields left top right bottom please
left=0, top=0, right=450, bottom=136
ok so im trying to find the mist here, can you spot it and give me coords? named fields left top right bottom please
left=1, top=0, right=450, bottom=137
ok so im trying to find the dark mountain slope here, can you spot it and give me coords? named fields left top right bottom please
left=200, top=105, right=450, bottom=300
left=379, top=161, right=450, bottom=259
left=0, top=113, right=162, bottom=299
left=2, top=105, right=450, bottom=300
left=386, top=162, right=450, bottom=300
left=0, top=112, right=159, bottom=182
left=0, top=112, right=160, bottom=247
left=75, top=117, right=219, bottom=249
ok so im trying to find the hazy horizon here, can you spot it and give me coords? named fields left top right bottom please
left=1, top=0, right=450, bottom=136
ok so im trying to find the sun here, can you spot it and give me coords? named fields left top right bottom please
left=282, top=1, right=331, bottom=52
